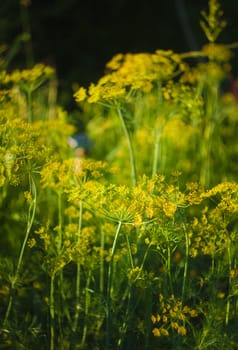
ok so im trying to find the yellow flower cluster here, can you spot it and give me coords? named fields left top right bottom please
left=86, top=174, right=188, bottom=224
left=202, top=43, right=233, bottom=62
left=181, top=62, right=227, bottom=85
left=151, top=294, right=198, bottom=337
left=201, top=181, right=238, bottom=198
left=40, top=159, right=75, bottom=191
left=180, top=41, right=233, bottom=86
left=0, top=115, right=49, bottom=186
left=40, top=158, right=109, bottom=195
left=70, top=225, right=99, bottom=265
left=162, top=81, right=204, bottom=121
left=189, top=182, right=238, bottom=257
left=74, top=50, right=183, bottom=104
left=1, top=63, right=55, bottom=86
left=35, top=220, right=94, bottom=275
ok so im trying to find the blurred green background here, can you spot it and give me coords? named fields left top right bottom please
left=0, top=0, right=237, bottom=108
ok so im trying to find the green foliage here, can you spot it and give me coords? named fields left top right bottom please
left=1, top=1, right=238, bottom=349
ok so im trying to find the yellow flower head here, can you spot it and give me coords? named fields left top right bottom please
left=152, top=327, right=161, bottom=337
left=74, top=49, right=183, bottom=104
left=74, top=87, right=87, bottom=102
left=177, top=326, right=187, bottom=336
left=202, top=43, right=233, bottom=62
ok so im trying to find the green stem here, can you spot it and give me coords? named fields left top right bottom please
left=16, top=174, right=36, bottom=276
left=200, top=124, right=213, bottom=188
left=167, top=244, right=173, bottom=293
left=100, top=227, right=105, bottom=293
left=2, top=295, right=13, bottom=328
left=152, top=127, right=162, bottom=176
left=211, top=253, right=215, bottom=274
left=57, top=191, right=63, bottom=252
left=137, top=242, right=152, bottom=279
left=50, top=273, right=56, bottom=350
left=73, top=200, right=83, bottom=332
left=106, top=221, right=122, bottom=350
left=125, top=233, right=134, bottom=269
left=117, top=107, right=137, bottom=186
left=182, top=223, right=189, bottom=301
left=19, top=0, right=34, bottom=68
left=3, top=173, right=36, bottom=326
left=200, top=80, right=218, bottom=188
left=56, top=191, right=64, bottom=340
left=164, top=229, right=173, bottom=294
left=26, top=88, right=33, bottom=123
left=225, top=237, right=232, bottom=326
left=81, top=268, right=92, bottom=347
left=48, top=78, right=57, bottom=120
left=118, top=243, right=152, bottom=349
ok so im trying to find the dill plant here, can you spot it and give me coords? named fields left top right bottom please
left=72, top=1, right=238, bottom=347
left=0, top=59, right=74, bottom=348
left=1, top=0, right=238, bottom=349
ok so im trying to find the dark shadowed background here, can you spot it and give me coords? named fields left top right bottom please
left=0, top=0, right=237, bottom=108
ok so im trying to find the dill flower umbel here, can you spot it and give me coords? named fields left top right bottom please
left=74, top=50, right=184, bottom=104
left=2, top=63, right=55, bottom=86
left=202, top=43, right=233, bottom=62
left=151, top=294, right=198, bottom=338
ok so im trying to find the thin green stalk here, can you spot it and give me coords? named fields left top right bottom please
left=152, top=117, right=168, bottom=176
left=125, top=233, right=134, bottom=269
left=26, top=88, right=33, bottom=123
left=50, top=273, right=56, bottom=350
left=211, top=253, right=215, bottom=274
left=16, top=174, right=36, bottom=276
left=167, top=244, right=173, bottom=294
left=200, top=78, right=218, bottom=188
left=117, top=285, right=132, bottom=350
left=140, top=244, right=151, bottom=274
left=152, top=128, right=161, bottom=176
left=19, top=0, right=34, bottom=68
left=57, top=191, right=63, bottom=252
left=3, top=173, right=36, bottom=326
left=200, top=123, right=213, bottom=188
left=48, top=77, right=57, bottom=120
left=234, top=258, right=237, bottom=318
left=2, top=293, right=13, bottom=329
left=164, top=229, right=173, bottom=294
left=225, top=237, right=232, bottom=326
left=117, top=232, right=137, bottom=348
left=106, top=221, right=122, bottom=350
left=100, top=227, right=105, bottom=293
left=116, top=107, right=137, bottom=186
left=73, top=200, right=83, bottom=333
left=182, top=223, right=189, bottom=301
left=81, top=267, right=92, bottom=347
left=118, top=242, right=152, bottom=349
left=56, top=191, right=64, bottom=341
